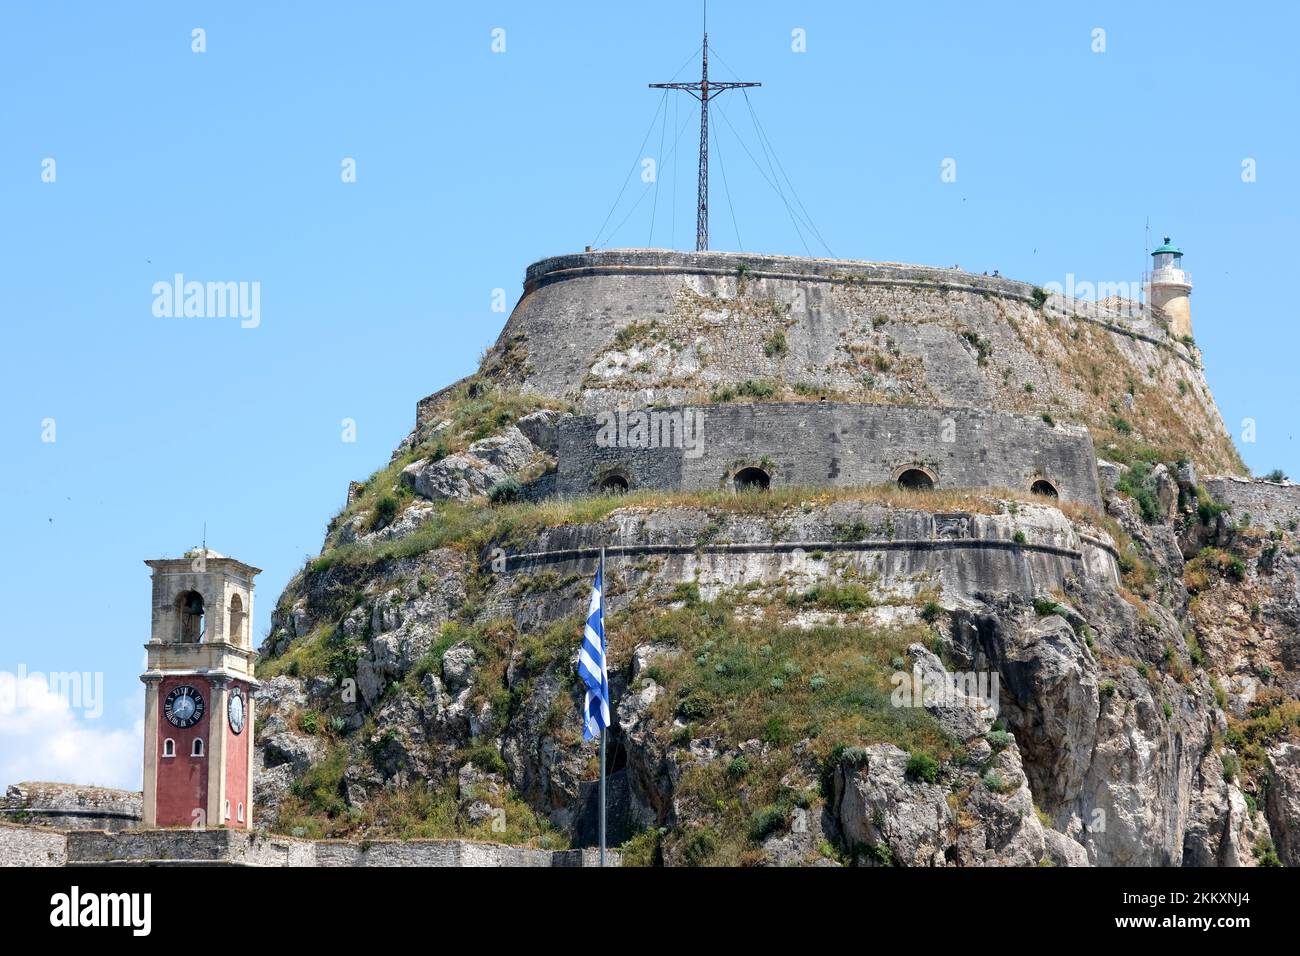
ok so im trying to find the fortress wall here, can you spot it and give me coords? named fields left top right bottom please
left=483, top=250, right=1239, bottom=474
left=66, top=827, right=242, bottom=863
left=17, top=826, right=605, bottom=867
left=555, top=402, right=1103, bottom=511
left=1, top=782, right=141, bottom=832
left=0, top=822, right=67, bottom=866
left=319, top=840, right=555, bottom=867
left=488, top=501, right=1118, bottom=633
left=1204, top=477, right=1300, bottom=533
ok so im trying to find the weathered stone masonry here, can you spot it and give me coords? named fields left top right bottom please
left=0, top=824, right=609, bottom=868
left=554, top=401, right=1103, bottom=511
left=1204, top=476, right=1300, bottom=533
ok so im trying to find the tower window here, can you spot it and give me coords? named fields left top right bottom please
left=897, top=468, right=935, bottom=491
left=1030, top=479, right=1059, bottom=498
left=191, top=737, right=204, bottom=757
left=733, top=467, right=771, bottom=492
left=237, top=802, right=245, bottom=823
left=228, top=593, right=245, bottom=645
left=224, top=800, right=231, bottom=820
left=162, top=738, right=175, bottom=758
left=177, top=590, right=205, bottom=643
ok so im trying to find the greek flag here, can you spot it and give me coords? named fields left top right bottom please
left=578, top=564, right=610, bottom=741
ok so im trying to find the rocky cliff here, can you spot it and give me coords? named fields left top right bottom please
left=251, top=251, right=1295, bottom=866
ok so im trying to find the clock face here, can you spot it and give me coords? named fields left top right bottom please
left=227, top=691, right=245, bottom=734
left=163, top=684, right=205, bottom=729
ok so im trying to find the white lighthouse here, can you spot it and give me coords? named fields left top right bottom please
left=1147, top=236, right=1193, bottom=340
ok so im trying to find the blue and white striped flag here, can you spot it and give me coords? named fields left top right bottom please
left=578, top=564, right=610, bottom=741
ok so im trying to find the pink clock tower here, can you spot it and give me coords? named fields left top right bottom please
left=141, top=549, right=260, bottom=830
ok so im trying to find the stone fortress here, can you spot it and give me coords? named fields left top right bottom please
left=376, top=244, right=1300, bottom=865
left=408, top=245, right=1253, bottom=520
left=7, top=240, right=1300, bottom=869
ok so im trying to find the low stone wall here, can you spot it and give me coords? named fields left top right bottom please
left=555, top=402, right=1103, bottom=511
left=0, top=821, right=68, bottom=866
left=65, top=828, right=314, bottom=866
left=1, top=782, right=141, bottom=832
left=314, top=839, right=605, bottom=867
left=1204, top=476, right=1300, bottom=533
left=3, top=825, right=610, bottom=867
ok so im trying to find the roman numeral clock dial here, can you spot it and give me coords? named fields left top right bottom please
left=163, top=684, right=205, bottom=729
left=227, top=689, right=245, bottom=734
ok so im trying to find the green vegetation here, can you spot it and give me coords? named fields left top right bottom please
left=257, top=624, right=357, bottom=683
left=1033, top=597, right=1064, bottom=617
left=613, top=594, right=951, bottom=865
left=986, top=728, right=1013, bottom=750
left=487, top=476, right=522, bottom=504
left=763, top=331, right=788, bottom=357
left=368, top=495, right=399, bottom=531
left=1184, top=547, right=1246, bottom=593
left=981, top=768, right=1013, bottom=793
left=612, top=320, right=661, bottom=351
left=1263, top=469, right=1288, bottom=482
left=277, top=772, right=565, bottom=847
left=1115, top=461, right=1161, bottom=523
left=785, top=580, right=876, bottom=612
left=617, top=828, right=662, bottom=867
left=905, top=752, right=940, bottom=784
left=712, top=379, right=778, bottom=402
left=1194, top=485, right=1231, bottom=526
left=1031, top=287, right=1049, bottom=309
left=1253, top=836, right=1282, bottom=867
left=1224, top=692, right=1300, bottom=778
left=960, top=330, right=992, bottom=365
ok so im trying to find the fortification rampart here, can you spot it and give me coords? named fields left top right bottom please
left=487, top=500, right=1119, bottom=633
left=553, top=401, right=1103, bottom=510
left=474, top=249, right=1239, bottom=474
left=0, top=824, right=608, bottom=867
left=1, top=782, right=141, bottom=832
left=1204, top=476, right=1300, bottom=533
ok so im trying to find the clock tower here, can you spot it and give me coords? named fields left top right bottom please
left=141, top=548, right=260, bottom=830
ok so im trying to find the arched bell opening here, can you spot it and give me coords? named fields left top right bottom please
left=177, top=591, right=205, bottom=643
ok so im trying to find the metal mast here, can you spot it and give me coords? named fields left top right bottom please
left=650, top=6, right=758, bottom=251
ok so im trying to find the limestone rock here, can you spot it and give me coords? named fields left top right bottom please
left=1266, top=741, right=1300, bottom=866
left=834, top=744, right=952, bottom=867
left=441, top=643, right=477, bottom=694
left=401, top=426, right=536, bottom=502
left=515, top=410, right=564, bottom=455
left=262, top=732, right=324, bottom=776
left=256, top=675, right=307, bottom=715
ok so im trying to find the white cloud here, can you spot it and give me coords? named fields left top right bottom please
left=0, top=673, right=141, bottom=791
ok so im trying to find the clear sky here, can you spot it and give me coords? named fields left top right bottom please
left=1, top=1, right=1296, bottom=789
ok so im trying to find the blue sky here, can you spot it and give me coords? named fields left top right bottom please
left=1, top=1, right=1296, bottom=788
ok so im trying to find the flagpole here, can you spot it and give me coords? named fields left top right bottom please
left=598, top=545, right=607, bottom=867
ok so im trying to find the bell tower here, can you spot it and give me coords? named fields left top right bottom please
left=1147, top=236, right=1193, bottom=340
left=141, top=548, right=260, bottom=830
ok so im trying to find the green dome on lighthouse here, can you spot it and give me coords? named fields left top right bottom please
left=1152, top=236, right=1183, bottom=257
